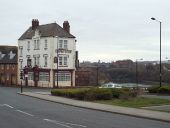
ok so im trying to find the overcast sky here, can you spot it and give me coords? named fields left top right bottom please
left=0, top=0, right=170, bottom=62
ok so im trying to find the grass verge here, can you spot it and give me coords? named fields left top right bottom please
left=94, top=97, right=170, bottom=108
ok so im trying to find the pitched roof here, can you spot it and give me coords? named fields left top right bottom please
left=18, top=23, right=75, bottom=40
left=0, top=46, right=17, bottom=64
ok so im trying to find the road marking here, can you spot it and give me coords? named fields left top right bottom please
left=16, top=110, right=34, bottom=117
left=1, top=104, right=87, bottom=128
left=44, top=119, right=73, bottom=128
left=56, top=121, right=87, bottom=127
left=43, top=119, right=87, bottom=128
left=3, top=104, right=14, bottom=108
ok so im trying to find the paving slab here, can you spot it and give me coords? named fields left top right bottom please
left=18, top=92, right=170, bottom=123
left=142, top=105, right=170, bottom=112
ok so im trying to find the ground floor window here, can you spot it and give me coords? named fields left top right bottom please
left=39, top=72, right=49, bottom=81
left=28, top=72, right=34, bottom=80
left=55, top=71, right=71, bottom=81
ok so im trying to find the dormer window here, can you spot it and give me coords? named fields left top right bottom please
left=8, top=51, right=16, bottom=60
left=0, top=51, right=5, bottom=60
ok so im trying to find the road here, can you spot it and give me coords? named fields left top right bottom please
left=0, top=86, right=170, bottom=128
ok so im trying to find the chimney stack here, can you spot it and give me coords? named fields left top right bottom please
left=63, top=21, right=70, bottom=33
left=32, top=19, right=39, bottom=30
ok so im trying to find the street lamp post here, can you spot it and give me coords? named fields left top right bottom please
left=151, top=17, right=162, bottom=87
left=20, top=70, right=23, bottom=93
left=56, top=56, right=59, bottom=88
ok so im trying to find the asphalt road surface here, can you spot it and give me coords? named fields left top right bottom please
left=0, top=86, right=170, bottom=128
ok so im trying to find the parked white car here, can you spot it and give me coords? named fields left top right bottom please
left=99, top=82, right=122, bottom=88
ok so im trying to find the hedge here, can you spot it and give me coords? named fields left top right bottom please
left=158, top=86, right=170, bottom=94
left=51, top=88, right=137, bottom=101
left=51, top=89, right=88, bottom=100
left=84, top=88, right=113, bottom=101
left=148, top=86, right=160, bottom=93
left=148, top=86, right=170, bottom=94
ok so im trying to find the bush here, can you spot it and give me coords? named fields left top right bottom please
left=148, top=86, right=160, bottom=93
left=51, top=89, right=63, bottom=96
left=110, top=89, right=122, bottom=98
left=129, top=91, right=138, bottom=97
left=95, top=89, right=112, bottom=100
left=84, top=91, right=96, bottom=101
left=158, top=86, right=170, bottom=94
left=51, top=89, right=88, bottom=100
left=110, top=88, right=137, bottom=99
left=85, top=88, right=112, bottom=100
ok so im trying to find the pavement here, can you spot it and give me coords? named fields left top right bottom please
left=140, top=94, right=170, bottom=112
left=19, top=91, right=170, bottom=123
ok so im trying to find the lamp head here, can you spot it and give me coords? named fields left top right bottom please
left=151, top=17, right=156, bottom=20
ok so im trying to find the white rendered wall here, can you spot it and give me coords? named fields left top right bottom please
left=18, top=32, right=76, bottom=87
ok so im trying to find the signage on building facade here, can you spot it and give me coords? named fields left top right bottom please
left=55, top=49, right=72, bottom=54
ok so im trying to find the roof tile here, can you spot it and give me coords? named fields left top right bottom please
left=19, top=23, right=75, bottom=40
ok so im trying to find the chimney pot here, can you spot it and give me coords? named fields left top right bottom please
left=32, top=19, right=39, bottom=30
left=63, top=21, right=70, bottom=33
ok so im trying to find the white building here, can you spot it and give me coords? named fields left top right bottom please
left=18, top=19, right=78, bottom=87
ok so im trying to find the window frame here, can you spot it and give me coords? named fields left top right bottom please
left=33, top=54, right=40, bottom=66
left=59, top=57, right=62, bottom=66
left=27, top=41, right=30, bottom=50
left=55, top=72, right=71, bottom=82
left=19, top=46, right=23, bottom=57
left=43, top=55, right=48, bottom=67
left=28, top=72, right=34, bottom=80
left=19, top=59, right=23, bottom=69
left=64, top=56, right=67, bottom=66
left=59, top=39, right=68, bottom=49
left=44, top=39, right=48, bottom=50
left=58, top=56, right=68, bottom=67
left=59, top=40, right=63, bottom=49
left=39, top=72, right=49, bottom=81
left=64, top=40, right=68, bottom=49
left=34, top=39, right=40, bottom=50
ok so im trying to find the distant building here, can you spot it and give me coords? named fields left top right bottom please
left=112, top=59, right=133, bottom=69
left=0, top=46, right=18, bottom=86
left=80, top=61, right=93, bottom=67
left=18, top=19, right=78, bottom=87
left=80, top=61, right=110, bottom=68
